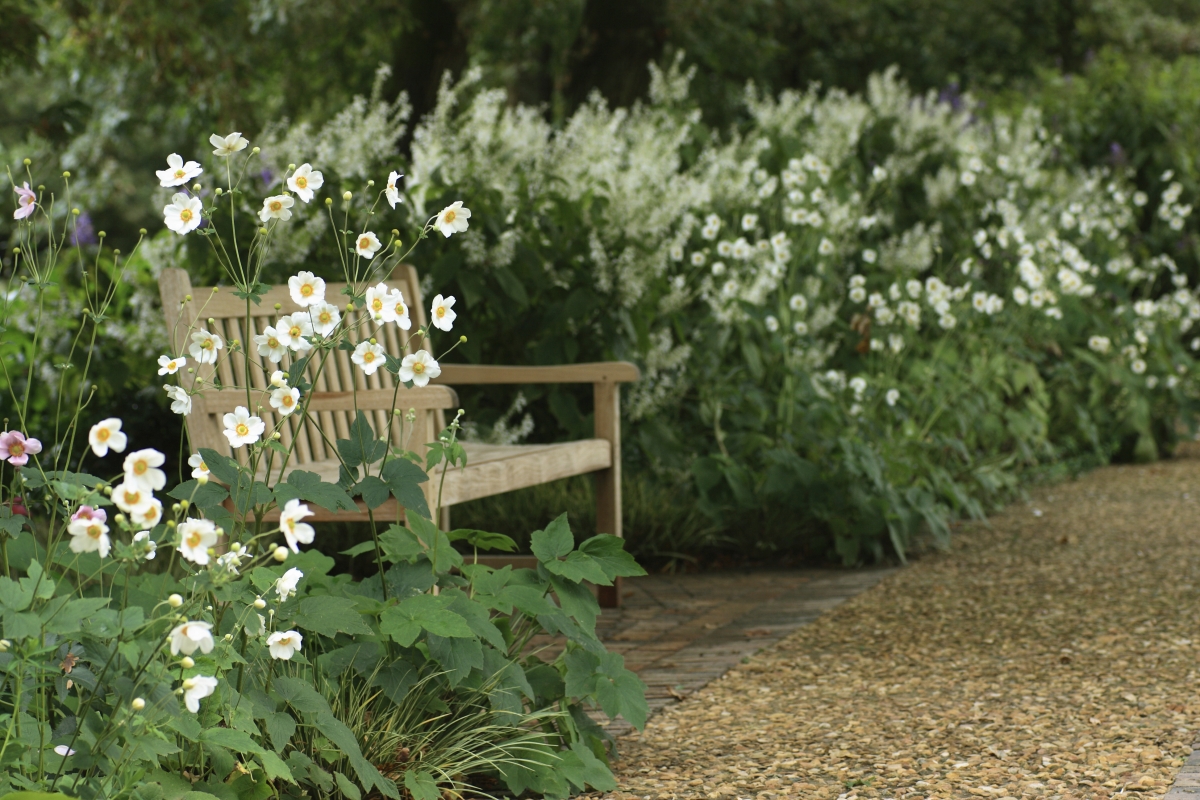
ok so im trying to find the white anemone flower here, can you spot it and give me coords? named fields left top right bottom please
left=270, top=370, right=288, bottom=388
left=279, top=500, right=315, bottom=553
left=157, top=354, right=186, bottom=376
left=275, top=314, right=314, bottom=352
left=133, top=531, right=157, bottom=561
left=399, top=350, right=441, bottom=388
left=131, top=498, right=163, bottom=530
left=259, top=195, right=294, bottom=223
left=164, top=385, right=192, bottom=416
left=789, top=294, right=808, bottom=313
left=164, top=194, right=203, bottom=235
left=364, top=283, right=392, bottom=322
left=223, top=406, right=264, bottom=449
left=387, top=289, right=412, bottom=330
left=288, top=271, right=326, bottom=307
left=54, top=746, right=75, bottom=757
left=210, top=132, right=249, bottom=156
left=1131, top=359, right=1147, bottom=375
left=886, top=389, right=900, bottom=407
left=156, top=154, right=203, bottom=188
left=188, top=453, right=211, bottom=481
left=355, top=231, right=382, bottom=259
left=270, top=386, right=300, bottom=416
left=88, top=418, right=127, bottom=457
left=178, top=518, right=220, bottom=565
left=308, top=302, right=342, bottom=336
left=276, top=567, right=304, bottom=599
left=267, top=630, right=304, bottom=660
left=169, top=621, right=214, bottom=656
left=385, top=170, right=404, bottom=209
left=430, top=294, right=457, bottom=332
left=435, top=201, right=471, bottom=238
left=183, top=676, right=218, bottom=713
left=286, top=164, right=324, bottom=203
left=351, top=341, right=386, bottom=376
left=112, top=481, right=154, bottom=514
left=1088, top=335, right=1111, bottom=354
left=124, top=449, right=167, bottom=491
left=189, top=329, right=224, bottom=364
left=254, top=325, right=288, bottom=363
left=67, top=517, right=111, bottom=558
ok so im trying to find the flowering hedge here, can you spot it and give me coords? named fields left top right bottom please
left=405, top=62, right=1200, bottom=561
left=0, top=135, right=646, bottom=799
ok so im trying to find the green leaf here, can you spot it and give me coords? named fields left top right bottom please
left=447, top=529, right=517, bottom=552
left=577, top=534, right=648, bottom=580
left=316, top=711, right=398, bottom=798
left=561, top=741, right=617, bottom=792
left=0, top=576, right=33, bottom=611
left=340, top=541, right=378, bottom=558
left=545, top=572, right=599, bottom=633
left=0, top=516, right=25, bottom=537
left=198, top=448, right=242, bottom=486
left=426, top=633, right=483, bottom=686
left=198, top=727, right=265, bottom=755
left=530, top=513, right=574, bottom=561
left=279, top=470, right=358, bottom=513
left=334, top=773, right=362, bottom=800
left=355, top=475, right=391, bottom=509
left=406, top=513, right=462, bottom=573
left=168, top=480, right=230, bottom=509
left=337, top=412, right=388, bottom=470
left=264, top=712, right=296, bottom=753
left=403, top=771, right=440, bottom=800
left=295, top=596, right=374, bottom=638
left=540, top=551, right=610, bottom=585
left=0, top=793, right=77, bottom=800
left=273, top=676, right=333, bottom=715
left=3, top=610, right=40, bottom=639
left=260, top=750, right=295, bottom=783
left=380, top=458, right=430, bottom=519
left=41, top=596, right=110, bottom=634
left=379, top=594, right=473, bottom=646
left=592, top=651, right=647, bottom=729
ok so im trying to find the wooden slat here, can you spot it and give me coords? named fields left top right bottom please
left=200, top=387, right=458, bottom=414
left=432, top=439, right=612, bottom=507
left=435, top=362, right=640, bottom=385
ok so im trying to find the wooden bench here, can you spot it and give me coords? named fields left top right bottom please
left=159, top=265, right=638, bottom=606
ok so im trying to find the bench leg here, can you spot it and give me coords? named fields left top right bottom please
left=594, top=382, right=622, bottom=609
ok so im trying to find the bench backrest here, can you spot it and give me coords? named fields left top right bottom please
left=159, top=265, right=454, bottom=468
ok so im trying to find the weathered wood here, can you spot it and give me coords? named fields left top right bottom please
left=593, top=381, right=622, bottom=607
left=434, top=362, right=640, bottom=385
left=200, top=387, right=458, bottom=414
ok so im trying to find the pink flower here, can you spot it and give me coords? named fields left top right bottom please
left=14, top=183, right=35, bottom=220
left=0, top=431, right=42, bottom=466
left=71, top=505, right=107, bottom=524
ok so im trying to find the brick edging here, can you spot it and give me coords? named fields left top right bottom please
left=1163, top=745, right=1200, bottom=798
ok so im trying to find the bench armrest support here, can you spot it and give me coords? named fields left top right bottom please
left=433, top=362, right=639, bottom=385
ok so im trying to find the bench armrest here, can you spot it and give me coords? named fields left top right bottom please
left=433, top=362, right=639, bottom=385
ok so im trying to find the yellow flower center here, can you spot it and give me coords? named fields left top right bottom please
left=359, top=236, right=372, bottom=250
left=412, top=362, right=424, bottom=374
left=123, top=490, right=141, bottom=506
left=236, top=423, right=249, bottom=437
left=295, top=176, right=308, bottom=189
left=267, top=337, right=280, bottom=349
left=174, top=169, right=186, bottom=179
left=371, top=299, right=383, bottom=311
left=318, top=311, right=331, bottom=324
left=134, top=461, right=147, bottom=475
left=202, top=339, right=214, bottom=350
left=11, top=443, right=25, bottom=457
left=300, top=284, right=314, bottom=297
left=179, top=209, right=193, bottom=223
left=289, top=325, right=302, bottom=338
left=282, top=395, right=294, bottom=407
left=87, top=524, right=103, bottom=540
left=285, top=518, right=295, bottom=531
left=444, top=209, right=457, bottom=224
left=436, top=306, right=446, bottom=318
left=199, top=461, right=208, bottom=471
left=363, top=352, right=375, bottom=363
left=269, top=200, right=283, bottom=212
left=186, top=531, right=202, bottom=548
left=394, top=303, right=406, bottom=315
left=96, top=428, right=110, bottom=442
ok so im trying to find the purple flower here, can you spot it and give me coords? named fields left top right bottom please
left=260, top=169, right=275, bottom=187
left=0, top=431, right=42, bottom=466
left=71, top=505, right=107, bottom=524
left=13, top=183, right=35, bottom=220
left=70, top=212, right=97, bottom=246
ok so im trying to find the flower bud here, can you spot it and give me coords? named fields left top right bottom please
left=139, top=228, right=147, bottom=235
left=273, top=546, right=288, bottom=562
left=181, top=656, right=195, bottom=669
left=367, top=179, right=375, bottom=187
left=274, top=302, right=282, bottom=310
left=369, top=337, right=377, bottom=345
left=98, top=231, right=106, bottom=238
left=171, top=503, right=181, bottom=513
left=166, top=519, right=176, bottom=527
left=182, top=677, right=196, bottom=689
left=208, top=317, right=215, bottom=324
left=224, top=634, right=233, bottom=642
left=185, top=294, right=192, bottom=302
left=459, top=335, right=467, bottom=343
left=131, top=697, right=146, bottom=711
left=197, top=474, right=208, bottom=485
left=114, top=513, right=126, bottom=524
left=168, top=594, right=183, bottom=608
left=272, top=432, right=281, bottom=439
left=288, top=163, right=296, bottom=171
left=325, top=197, right=333, bottom=206
left=345, top=302, right=354, bottom=311
left=23, top=158, right=30, bottom=165
left=38, top=185, right=44, bottom=191
left=215, top=187, right=223, bottom=196
left=192, top=183, right=201, bottom=192
left=0, top=639, right=9, bottom=652
left=392, top=229, right=399, bottom=237
left=342, top=191, right=352, bottom=201
left=113, top=249, right=120, bottom=255
left=71, top=208, right=80, bottom=216
left=101, top=485, right=113, bottom=496
left=253, top=597, right=266, bottom=609
left=259, top=227, right=268, bottom=235
left=180, top=499, right=190, bottom=509
left=252, top=146, right=260, bottom=154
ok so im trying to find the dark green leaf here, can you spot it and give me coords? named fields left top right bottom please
left=295, top=596, right=374, bottom=638
left=198, top=448, right=242, bottom=486
left=379, top=594, right=473, bottom=646
left=280, top=470, right=358, bottom=513
left=355, top=475, right=391, bottom=509
left=530, top=513, right=574, bottom=561
left=380, top=457, right=430, bottom=519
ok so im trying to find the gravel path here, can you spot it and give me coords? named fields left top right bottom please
left=601, top=452, right=1200, bottom=800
